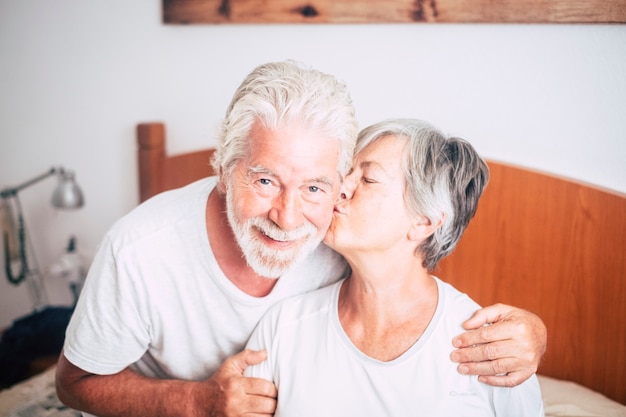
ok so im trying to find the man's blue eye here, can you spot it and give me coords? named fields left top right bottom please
left=259, top=178, right=271, bottom=185
left=309, top=186, right=320, bottom=193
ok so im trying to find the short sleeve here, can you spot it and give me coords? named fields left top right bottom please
left=492, top=374, right=545, bottom=416
left=63, top=233, right=151, bottom=375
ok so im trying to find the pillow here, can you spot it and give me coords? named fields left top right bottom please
left=539, top=374, right=626, bottom=417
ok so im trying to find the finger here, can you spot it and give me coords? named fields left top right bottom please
left=477, top=371, right=532, bottom=388
left=455, top=355, right=518, bottom=377
left=245, top=393, right=277, bottom=415
left=226, top=349, right=269, bottom=374
left=244, top=376, right=278, bottom=399
left=242, top=349, right=269, bottom=367
left=453, top=320, right=513, bottom=348
left=450, top=340, right=515, bottom=364
left=460, top=303, right=514, bottom=330
left=215, top=376, right=277, bottom=416
left=223, top=393, right=276, bottom=417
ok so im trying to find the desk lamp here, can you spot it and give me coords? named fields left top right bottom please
left=0, top=167, right=84, bottom=310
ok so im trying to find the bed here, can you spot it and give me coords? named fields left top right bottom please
left=1, top=121, right=624, bottom=417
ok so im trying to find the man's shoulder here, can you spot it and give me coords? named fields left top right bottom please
left=132, top=177, right=216, bottom=217
left=107, top=177, right=216, bottom=249
left=117, top=177, right=215, bottom=224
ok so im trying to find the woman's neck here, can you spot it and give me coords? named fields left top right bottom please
left=338, top=251, right=438, bottom=362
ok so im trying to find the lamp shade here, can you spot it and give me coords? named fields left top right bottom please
left=51, top=171, right=84, bottom=209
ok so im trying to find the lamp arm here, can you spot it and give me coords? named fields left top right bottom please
left=3, top=212, right=28, bottom=285
left=0, top=167, right=59, bottom=199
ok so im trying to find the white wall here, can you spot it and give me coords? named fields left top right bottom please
left=1, top=0, right=625, bottom=328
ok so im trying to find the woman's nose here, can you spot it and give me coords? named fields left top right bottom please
left=339, top=173, right=357, bottom=200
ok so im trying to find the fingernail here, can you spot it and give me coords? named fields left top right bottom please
left=450, top=351, right=459, bottom=362
left=458, top=365, right=469, bottom=375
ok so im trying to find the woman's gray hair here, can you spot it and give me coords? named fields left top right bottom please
left=212, top=61, right=358, bottom=180
left=355, top=119, right=489, bottom=271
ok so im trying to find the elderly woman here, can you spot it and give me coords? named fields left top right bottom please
left=244, top=119, right=543, bottom=416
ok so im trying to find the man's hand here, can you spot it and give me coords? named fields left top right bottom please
left=450, top=303, right=547, bottom=388
left=195, top=349, right=277, bottom=417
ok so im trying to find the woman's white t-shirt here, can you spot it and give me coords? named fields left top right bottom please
left=245, top=278, right=544, bottom=417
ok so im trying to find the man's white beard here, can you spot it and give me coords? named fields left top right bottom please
left=226, top=187, right=323, bottom=279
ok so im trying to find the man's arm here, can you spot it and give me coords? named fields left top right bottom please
left=450, top=303, right=547, bottom=388
left=56, top=349, right=277, bottom=417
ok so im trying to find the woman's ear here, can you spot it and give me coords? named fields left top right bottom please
left=408, top=213, right=446, bottom=242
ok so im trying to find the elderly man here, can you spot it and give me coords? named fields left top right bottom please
left=56, top=61, right=546, bottom=417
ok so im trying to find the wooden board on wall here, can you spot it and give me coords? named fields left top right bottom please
left=163, top=0, right=626, bottom=24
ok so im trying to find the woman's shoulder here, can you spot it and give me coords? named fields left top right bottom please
left=262, top=280, right=343, bottom=329
left=433, top=276, right=482, bottom=321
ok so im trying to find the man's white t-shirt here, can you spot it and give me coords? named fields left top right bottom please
left=63, top=177, right=348, bottom=381
left=245, top=278, right=544, bottom=417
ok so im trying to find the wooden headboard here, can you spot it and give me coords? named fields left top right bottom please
left=137, top=123, right=216, bottom=202
left=137, top=122, right=626, bottom=405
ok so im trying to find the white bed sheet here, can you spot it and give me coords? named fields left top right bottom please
left=1, top=367, right=625, bottom=417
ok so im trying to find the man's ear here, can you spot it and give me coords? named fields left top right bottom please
left=408, top=213, right=446, bottom=242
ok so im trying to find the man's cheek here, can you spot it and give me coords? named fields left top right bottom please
left=315, top=207, right=335, bottom=233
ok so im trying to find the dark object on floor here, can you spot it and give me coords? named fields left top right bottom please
left=0, top=306, right=73, bottom=388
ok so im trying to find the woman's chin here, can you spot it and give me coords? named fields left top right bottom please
left=322, top=231, right=336, bottom=249
left=323, top=233, right=346, bottom=254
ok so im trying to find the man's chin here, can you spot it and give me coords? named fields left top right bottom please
left=247, top=259, right=291, bottom=280
left=247, top=238, right=322, bottom=278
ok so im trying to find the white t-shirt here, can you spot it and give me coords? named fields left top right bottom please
left=63, top=177, right=348, bottom=381
left=245, top=278, right=544, bottom=417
